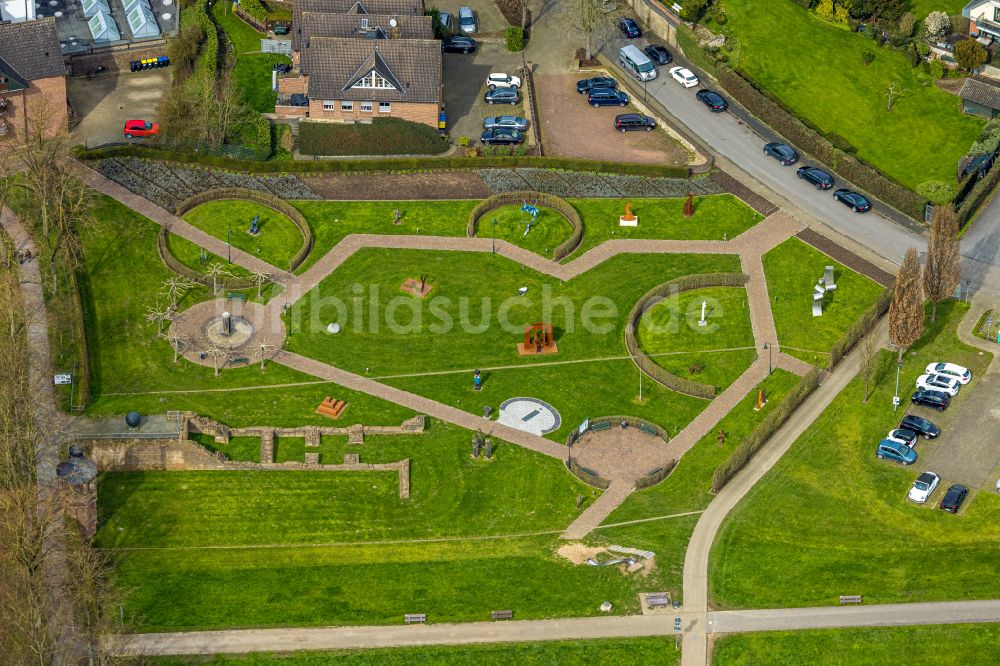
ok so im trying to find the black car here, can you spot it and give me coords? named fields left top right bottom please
left=939, top=484, right=968, bottom=513
left=618, top=17, right=641, bottom=38
left=442, top=35, right=477, bottom=54
left=481, top=128, right=524, bottom=145
left=833, top=189, right=871, bottom=213
left=796, top=166, right=835, bottom=190
left=615, top=113, right=655, bottom=132
left=900, top=414, right=940, bottom=440
left=588, top=87, right=629, bottom=107
left=764, top=142, right=799, bottom=165
left=644, top=44, right=672, bottom=65
left=911, top=388, right=950, bottom=412
left=576, top=76, right=617, bottom=94
left=484, top=88, right=520, bottom=105
left=696, top=89, right=728, bottom=112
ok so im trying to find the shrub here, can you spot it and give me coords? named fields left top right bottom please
left=715, top=12, right=727, bottom=25
left=676, top=24, right=719, bottom=78
left=924, top=11, right=950, bottom=39
left=815, top=0, right=835, bottom=21
left=239, top=0, right=267, bottom=24
left=898, top=11, right=916, bottom=38
left=862, top=50, right=875, bottom=66
left=679, top=0, right=710, bottom=22
left=958, top=160, right=1000, bottom=224
left=907, top=42, right=920, bottom=67
left=954, top=39, right=988, bottom=71
left=232, top=113, right=272, bottom=160
left=298, top=118, right=448, bottom=156
left=458, top=135, right=471, bottom=147
left=505, top=26, right=524, bottom=52
left=917, top=41, right=930, bottom=56
left=917, top=180, right=956, bottom=204
left=928, top=58, right=945, bottom=79
left=970, top=117, right=1000, bottom=155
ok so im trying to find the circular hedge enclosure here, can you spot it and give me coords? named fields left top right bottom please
left=467, top=191, right=583, bottom=260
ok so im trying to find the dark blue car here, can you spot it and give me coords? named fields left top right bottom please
left=833, top=189, right=871, bottom=213
left=618, top=17, right=641, bottom=38
left=796, top=166, right=835, bottom=190
left=764, top=142, right=799, bottom=165
left=588, top=87, right=629, bottom=107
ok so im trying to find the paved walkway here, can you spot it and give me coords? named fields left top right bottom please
left=561, top=481, right=634, bottom=540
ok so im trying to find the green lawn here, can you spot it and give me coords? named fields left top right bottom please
left=211, top=0, right=290, bottom=112
left=182, top=200, right=306, bottom=271
left=165, top=232, right=254, bottom=281
left=212, top=0, right=263, bottom=54
left=763, top=238, right=886, bottom=366
left=567, top=195, right=763, bottom=258
left=636, top=286, right=756, bottom=390
left=477, top=204, right=574, bottom=258
left=908, top=1, right=966, bottom=19
left=720, top=0, right=983, bottom=189
left=713, top=624, right=1000, bottom=665
left=709, top=301, right=1000, bottom=609
left=153, top=637, right=678, bottom=665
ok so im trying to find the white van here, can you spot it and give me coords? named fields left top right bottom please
left=619, top=44, right=657, bottom=82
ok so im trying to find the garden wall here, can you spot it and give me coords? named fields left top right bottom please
left=467, top=191, right=583, bottom=260
left=566, top=458, right=611, bottom=489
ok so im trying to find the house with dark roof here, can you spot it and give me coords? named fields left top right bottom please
left=300, top=12, right=434, bottom=43
left=959, top=76, right=1000, bottom=118
left=0, top=18, right=67, bottom=138
left=292, top=0, right=425, bottom=51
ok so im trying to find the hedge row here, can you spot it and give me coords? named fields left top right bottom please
left=67, top=269, right=91, bottom=410
left=175, top=187, right=314, bottom=272
left=676, top=24, right=719, bottom=78
left=715, top=65, right=925, bottom=220
left=826, top=288, right=892, bottom=370
left=710, top=367, right=822, bottom=493
left=233, top=113, right=273, bottom=162
left=191, top=0, right=217, bottom=78
left=157, top=228, right=255, bottom=289
left=74, top=144, right=692, bottom=177
left=298, top=118, right=450, bottom=157
left=467, top=191, right=583, bottom=260
left=566, top=458, right=611, bottom=490
left=635, top=459, right=677, bottom=490
left=625, top=273, right=748, bottom=399
left=958, top=157, right=1000, bottom=225
left=237, top=0, right=267, bottom=25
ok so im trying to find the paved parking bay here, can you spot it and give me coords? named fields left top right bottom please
left=68, top=69, right=169, bottom=149
left=443, top=45, right=526, bottom=144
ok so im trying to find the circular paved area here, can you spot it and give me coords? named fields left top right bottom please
left=497, top=397, right=561, bottom=436
left=573, top=425, right=675, bottom=484
left=168, top=299, right=286, bottom=368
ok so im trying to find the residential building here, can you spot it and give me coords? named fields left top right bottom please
left=299, top=12, right=434, bottom=43
left=292, top=0, right=424, bottom=51
left=965, top=0, right=1000, bottom=41
left=0, top=17, right=68, bottom=139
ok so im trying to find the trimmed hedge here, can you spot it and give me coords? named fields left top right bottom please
left=191, top=0, right=218, bottom=78
left=467, top=191, right=583, bottom=260
left=175, top=187, right=314, bottom=272
left=676, top=24, right=719, bottom=78
left=714, top=65, right=926, bottom=221
left=710, top=367, right=821, bottom=492
left=157, top=227, right=255, bottom=289
left=68, top=269, right=91, bottom=410
left=298, top=118, right=449, bottom=157
left=237, top=0, right=267, bottom=25
left=506, top=26, right=524, bottom=52
left=566, top=459, right=611, bottom=489
left=625, top=273, right=749, bottom=399
left=635, top=459, right=677, bottom=490
left=234, top=113, right=273, bottom=161
left=958, top=158, right=1000, bottom=225
left=826, top=288, right=892, bottom=370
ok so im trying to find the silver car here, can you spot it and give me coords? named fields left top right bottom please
left=482, top=115, right=529, bottom=131
left=459, top=6, right=476, bottom=33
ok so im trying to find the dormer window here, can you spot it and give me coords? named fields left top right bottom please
left=361, top=18, right=368, bottom=28
left=351, top=70, right=396, bottom=89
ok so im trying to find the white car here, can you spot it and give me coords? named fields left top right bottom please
left=916, top=373, right=960, bottom=397
left=669, top=66, right=698, bottom=88
left=887, top=428, right=918, bottom=448
left=487, top=73, right=521, bottom=90
left=908, top=471, right=940, bottom=503
left=925, top=362, right=971, bottom=385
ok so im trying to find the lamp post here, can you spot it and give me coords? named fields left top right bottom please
left=966, top=280, right=971, bottom=302
left=893, top=362, right=901, bottom=412
left=492, top=217, right=497, bottom=254
left=227, top=226, right=232, bottom=264
left=763, top=342, right=772, bottom=375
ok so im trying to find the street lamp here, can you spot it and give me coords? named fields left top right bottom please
left=227, top=226, right=232, bottom=264
left=893, top=361, right=901, bottom=412
left=763, top=342, right=772, bottom=375
left=966, top=280, right=971, bottom=302
left=492, top=217, right=498, bottom=254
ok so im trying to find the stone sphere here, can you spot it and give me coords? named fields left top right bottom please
left=125, top=412, right=142, bottom=428
left=326, top=322, right=342, bottom=334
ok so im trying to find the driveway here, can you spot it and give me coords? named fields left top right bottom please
left=437, top=0, right=508, bottom=34
left=443, top=45, right=526, bottom=145
left=535, top=73, right=688, bottom=165
left=69, top=69, right=169, bottom=149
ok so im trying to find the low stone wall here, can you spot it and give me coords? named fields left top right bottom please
left=183, top=414, right=426, bottom=444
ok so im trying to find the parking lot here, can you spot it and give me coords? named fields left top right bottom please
left=443, top=45, right=526, bottom=145
left=69, top=69, right=168, bottom=148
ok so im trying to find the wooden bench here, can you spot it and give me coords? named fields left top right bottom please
left=590, top=421, right=612, bottom=432
left=404, top=613, right=426, bottom=624
left=839, top=595, right=863, bottom=605
left=491, top=609, right=513, bottom=620
left=638, top=423, right=659, bottom=437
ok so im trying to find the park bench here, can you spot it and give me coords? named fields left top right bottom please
left=229, top=357, right=250, bottom=366
left=838, top=595, right=863, bottom=605
left=646, top=593, right=671, bottom=608
left=404, top=613, right=426, bottom=624
left=491, top=609, right=514, bottom=620
left=590, top=421, right=612, bottom=432
left=227, top=292, right=247, bottom=302
left=638, top=423, right=659, bottom=437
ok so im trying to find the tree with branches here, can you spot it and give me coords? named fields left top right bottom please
left=888, top=247, right=924, bottom=362
left=144, top=303, right=172, bottom=338
left=165, top=330, right=189, bottom=364
left=205, top=263, right=231, bottom=295
left=559, top=0, right=620, bottom=61
left=256, top=339, right=279, bottom=371
left=207, top=346, right=231, bottom=376
left=954, top=38, right=988, bottom=72
left=923, top=205, right=961, bottom=323
left=162, top=276, right=196, bottom=309
left=248, top=268, right=272, bottom=300
left=858, top=331, right=880, bottom=404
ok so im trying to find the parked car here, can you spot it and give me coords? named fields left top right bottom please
left=939, top=484, right=969, bottom=513
left=695, top=89, right=728, bottom=112
left=272, top=22, right=289, bottom=35
left=643, top=44, right=672, bottom=65
left=908, top=472, right=940, bottom=503
left=925, top=362, right=971, bottom=384
left=484, top=88, right=520, bottom=105
left=618, top=17, right=641, bottom=38
left=900, top=414, right=940, bottom=440
left=480, top=127, right=524, bottom=145
left=483, top=115, right=529, bottom=131
left=438, top=11, right=453, bottom=32
left=764, top=142, right=798, bottom=165
left=876, top=439, right=917, bottom=465
left=886, top=428, right=918, bottom=448
left=911, top=388, right=950, bottom=412
left=796, top=166, right=835, bottom=190
left=576, top=76, right=617, bottom=94
left=833, top=189, right=871, bottom=213
left=588, top=87, right=629, bottom=107
left=668, top=66, right=699, bottom=88
left=442, top=35, right=476, bottom=54
left=487, top=73, right=520, bottom=89
left=916, top=373, right=960, bottom=397
left=124, top=119, right=159, bottom=138
left=614, top=113, right=655, bottom=132
left=458, top=6, right=477, bottom=33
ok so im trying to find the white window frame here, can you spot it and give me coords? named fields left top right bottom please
left=323, top=100, right=335, bottom=111
left=360, top=101, right=373, bottom=112
left=378, top=102, right=391, bottom=113
left=351, top=71, right=396, bottom=90
left=340, top=101, right=353, bottom=112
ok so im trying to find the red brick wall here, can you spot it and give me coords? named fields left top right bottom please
left=306, top=99, right=439, bottom=128
left=278, top=75, right=309, bottom=95
left=2, top=76, right=68, bottom=140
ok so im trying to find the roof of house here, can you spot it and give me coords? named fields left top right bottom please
left=302, top=37, right=441, bottom=103
left=301, top=12, right=433, bottom=41
left=0, top=18, right=65, bottom=81
left=293, top=0, right=425, bottom=49
left=959, top=76, right=1000, bottom=109
left=963, top=1, right=998, bottom=19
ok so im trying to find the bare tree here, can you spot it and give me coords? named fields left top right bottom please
left=248, top=268, right=272, bottom=300
left=207, top=346, right=231, bottom=376
left=165, top=330, right=188, bottom=364
left=256, top=339, right=279, bottom=371
left=205, top=263, right=231, bottom=295
left=923, top=205, right=961, bottom=323
left=888, top=247, right=924, bottom=362
left=885, top=82, right=908, bottom=112
left=162, top=276, right=196, bottom=309
left=560, top=0, right=620, bottom=60
left=859, top=331, right=879, bottom=404
left=144, top=303, right=172, bottom=338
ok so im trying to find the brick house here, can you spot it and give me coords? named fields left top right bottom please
left=299, top=12, right=434, bottom=42
left=0, top=18, right=68, bottom=139
left=292, top=0, right=425, bottom=51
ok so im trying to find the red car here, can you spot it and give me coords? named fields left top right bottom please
left=124, top=119, right=159, bottom=138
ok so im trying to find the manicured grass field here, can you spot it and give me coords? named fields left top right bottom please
left=165, top=233, right=254, bottom=281
left=762, top=238, right=886, bottom=366
left=709, top=301, right=1000, bottom=609
left=153, top=637, right=678, bottom=665
left=480, top=204, right=574, bottom=258
left=713, top=624, right=1000, bottom=665
left=636, top=286, right=756, bottom=390
left=720, top=0, right=983, bottom=189
left=567, top=195, right=763, bottom=258
left=182, top=200, right=305, bottom=271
